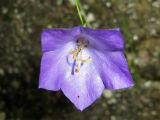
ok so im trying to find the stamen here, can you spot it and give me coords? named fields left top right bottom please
left=76, top=57, right=92, bottom=62
left=75, top=62, right=81, bottom=73
left=70, top=37, right=92, bottom=73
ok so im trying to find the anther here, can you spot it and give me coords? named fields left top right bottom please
left=70, top=37, right=92, bottom=73
left=75, top=62, right=81, bottom=73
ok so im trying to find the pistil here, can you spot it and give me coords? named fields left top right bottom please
left=70, top=37, right=92, bottom=73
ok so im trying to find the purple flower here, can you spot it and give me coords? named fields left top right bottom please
left=39, top=26, right=134, bottom=111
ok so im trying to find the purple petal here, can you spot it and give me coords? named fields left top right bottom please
left=41, top=27, right=81, bottom=52
left=81, top=27, right=124, bottom=51
left=39, top=43, right=74, bottom=91
left=61, top=60, right=104, bottom=111
left=90, top=50, right=134, bottom=90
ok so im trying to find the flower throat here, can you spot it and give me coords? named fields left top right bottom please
left=70, top=37, right=92, bottom=74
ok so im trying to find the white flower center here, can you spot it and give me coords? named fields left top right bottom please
left=67, top=37, right=92, bottom=74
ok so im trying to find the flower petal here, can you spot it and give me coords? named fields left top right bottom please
left=81, top=27, right=124, bottom=51
left=39, top=43, right=74, bottom=91
left=41, top=27, right=81, bottom=52
left=90, top=50, right=134, bottom=90
left=61, top=58, right=104, bottom=111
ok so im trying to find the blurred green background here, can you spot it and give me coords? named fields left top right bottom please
left=0, top=0, right=160, bottom=119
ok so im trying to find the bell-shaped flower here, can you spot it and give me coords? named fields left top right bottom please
left=39, top=26, right=134, bottom=111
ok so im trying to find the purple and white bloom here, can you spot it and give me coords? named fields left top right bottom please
left=39, top=26, right=134, bottom=111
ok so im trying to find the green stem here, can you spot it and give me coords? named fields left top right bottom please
left=75, top=0, right=89, bottom=27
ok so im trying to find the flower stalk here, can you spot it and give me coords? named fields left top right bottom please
left=75, top=0, right=90, bottom=27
